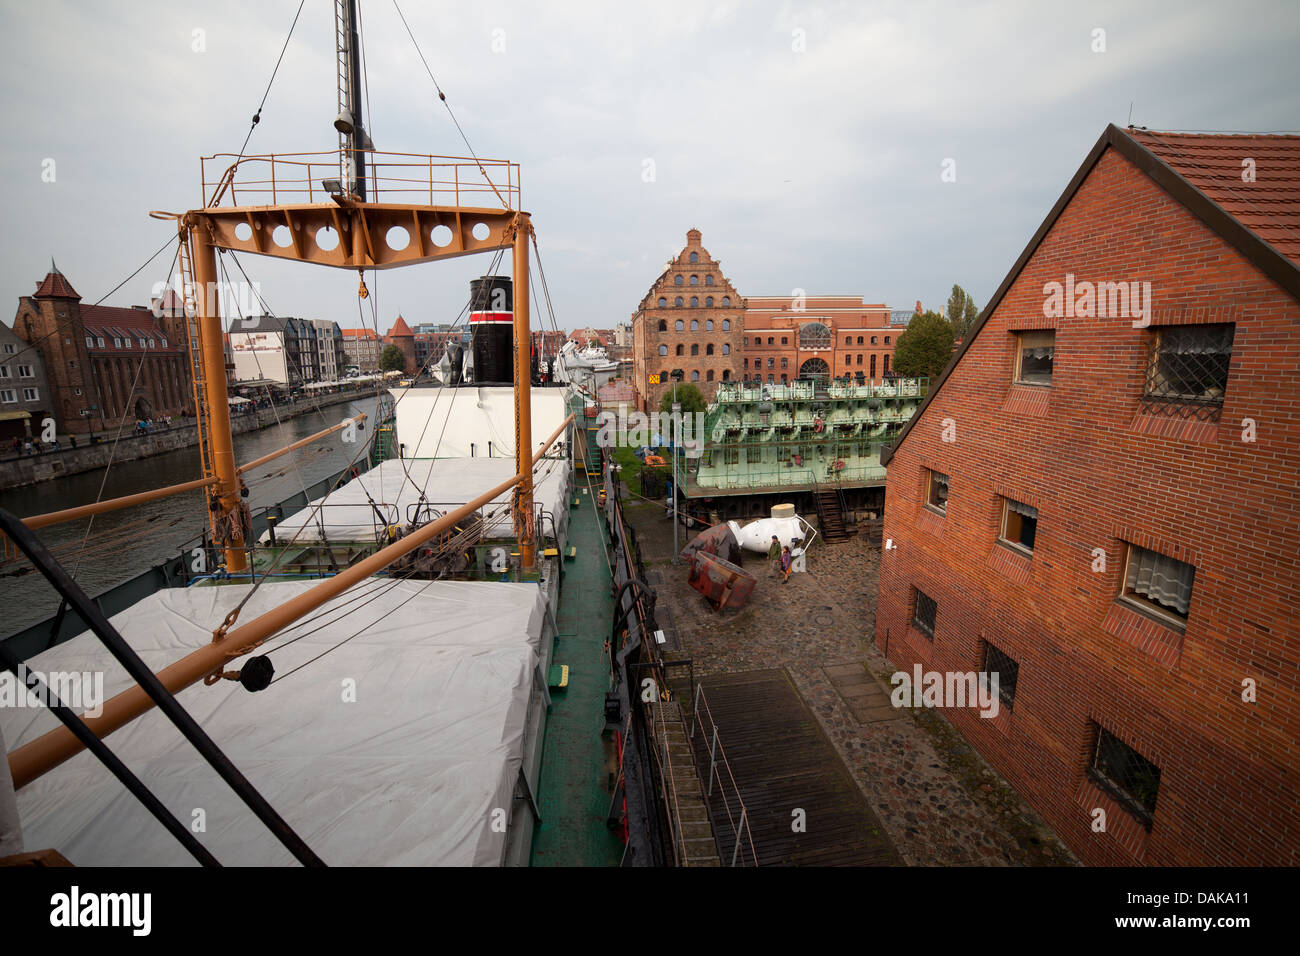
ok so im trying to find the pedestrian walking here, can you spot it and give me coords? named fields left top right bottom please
left=781, top=546, right=793, bottom=583
left=768, top=534, right=782, bottom=577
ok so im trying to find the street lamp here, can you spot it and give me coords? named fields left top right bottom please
left=670, top=369, right=684, bottom=563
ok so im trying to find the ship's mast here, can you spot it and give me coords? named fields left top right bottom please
left=334, top=0, right=369, bottom=200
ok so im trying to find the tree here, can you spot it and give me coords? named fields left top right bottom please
left=946, top=284, right=980, bottom=340
left=379, top=344, right=407, bottom=373
left=659, top=382, right=705, bottom=415
left=892, top=310, right=955, bottom=382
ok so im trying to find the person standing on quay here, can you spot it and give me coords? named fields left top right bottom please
left=768, top=534, right=782, bottom=577
left=781, top=546, right=793, bottom=583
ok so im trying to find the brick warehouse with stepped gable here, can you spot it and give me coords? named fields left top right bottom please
left=631, top=229, right=903, bottom=413
left=633, top=228, right=746, bottom=411
left=875, top=124, right=1300, bottom=866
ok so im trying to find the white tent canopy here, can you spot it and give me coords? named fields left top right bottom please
left=259, top=457, right=570, bottom=545
left=3, top=579, right=548, bottom=866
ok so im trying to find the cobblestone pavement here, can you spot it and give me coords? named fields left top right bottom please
left=625, top=499, right=1078, bottom=867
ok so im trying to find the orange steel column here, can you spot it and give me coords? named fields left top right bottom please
left=513, top=215, right=534, bottom=569
left=190, top=224, right=247, bottom=572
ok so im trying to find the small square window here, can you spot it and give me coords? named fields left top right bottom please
left=911, top=587, right=937, bottom=639
left=999, top=497, right=1038, bottom=553
left=925, top=469, right=949, bottom=514
left=1142, top=323, right=1234, bottom=419
left=981, top=642, right=1019, bottom=710
left=1014, top=330, right=1054, bottom=385
left=1121, top=544, right=1195, bottom=626
left=1089, top=726, right=1161, bottom=828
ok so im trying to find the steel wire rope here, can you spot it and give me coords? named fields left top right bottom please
left=68, top=241, right=184, bottom=581
left=390, top=0, right=511, bottom=210
left=231, top=0, right=308, bottom=165
left=264, top=497, right=519, bottom=683
left=6, top=235, right=180, bottom=366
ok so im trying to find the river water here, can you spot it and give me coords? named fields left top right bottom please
left=0, top=396, right=378, bottom=634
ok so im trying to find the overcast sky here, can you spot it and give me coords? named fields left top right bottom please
left=3, top=0, right=1297, bottom=334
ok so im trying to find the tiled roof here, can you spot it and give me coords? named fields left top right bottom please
left=34, top=267, right=80, bottom=299
left=387, top=315, right=414, bottom=338
left=340, top=328, right=379, bottom=339
left=82, top=304, right=164, bottom=331
left=1129, top=130, right=1300, bottom=269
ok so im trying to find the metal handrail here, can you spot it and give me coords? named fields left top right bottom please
left=646, top=695, right=690, bottom=867
left=688, top=683, right=758, bottom=866
left=201, top=148, right=521, bottom=210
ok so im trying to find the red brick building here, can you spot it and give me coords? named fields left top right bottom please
left=383, top=315, right=416, bottom=373
left=632, top=230, right=906, bottom=410
left=875, top=125, right=1300, bottom=865
left=742, top=296, right=900, bottom=385
left=12, top=264, right=192, bottom=435
left=633, top=229, right=746, bottom=410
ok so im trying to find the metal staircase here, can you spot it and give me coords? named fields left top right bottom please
left=814, top=485, right=852, bottom=541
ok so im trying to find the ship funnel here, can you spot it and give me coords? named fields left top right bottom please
left=469, top=276, right=514, bottom=384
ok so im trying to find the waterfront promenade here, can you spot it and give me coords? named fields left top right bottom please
left=0, top=388, right=380, bottom=491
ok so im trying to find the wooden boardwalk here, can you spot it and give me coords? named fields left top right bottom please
left=688, top=668, right=901, bottom=866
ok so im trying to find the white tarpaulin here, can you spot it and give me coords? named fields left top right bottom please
left=3, top=579, right=547, bottom=866
left=260, top=456, right=570, bottom=544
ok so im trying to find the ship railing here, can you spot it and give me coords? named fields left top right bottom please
left=201, top=148, right=522, bottom=211
left=645, top=688, right=691, bottom=867
left=687, top=682, right=758, bottom=866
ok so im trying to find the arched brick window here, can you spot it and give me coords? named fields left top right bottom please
left=722, top=343, right=730, bottom=355
left=658, top=319, right=667, bottom=331
left=676, top=344, right=684, bottom=355
left=705, top=275, right=714, bottom=286
left=706, top=319, right=714, bottom=330
left=690, top=296, right=699, bottom=307
left=722, top=319, right=730, bottom=331
left=658, top=297, right=666, bottom=308
left=659, top=344, right=668, bottom=356
left=706, top=344, right=714, bottom=355
left=706, top=369, right=714, bottom=381
left=689, top=252, right=698, bottom=263
left=691, top=344, right=699, bottom=356
left=690, top=319, right=699, bottom=331
left=675, top=275, right=683, bottom=285
left=691, top=370, right=699, bottom=382
left=675, top=297, right=683, bottom=308
left=690, top=275, right=699, bottom=286
left=799, top=322, right=832, bottom=349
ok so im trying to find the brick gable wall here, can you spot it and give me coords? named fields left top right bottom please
left=875, top=146, right=1300, bottom=865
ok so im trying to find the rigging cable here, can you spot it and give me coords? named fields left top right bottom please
left=232, top=0, right=308, bottom=163
left=69, top=241, right=184, bottom=582
left=7, top=234, right=180, bottom=367
left=390, top=0, right=509, bottom=209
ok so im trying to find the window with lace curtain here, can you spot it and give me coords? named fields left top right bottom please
left=1121, top=543, right=1195, bottom=627
left=1141, top=323, right=1234, bottom=420
left=1014, top=330, right=1055, bottom=385
left=999, top=497, right=1038, bottom=553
